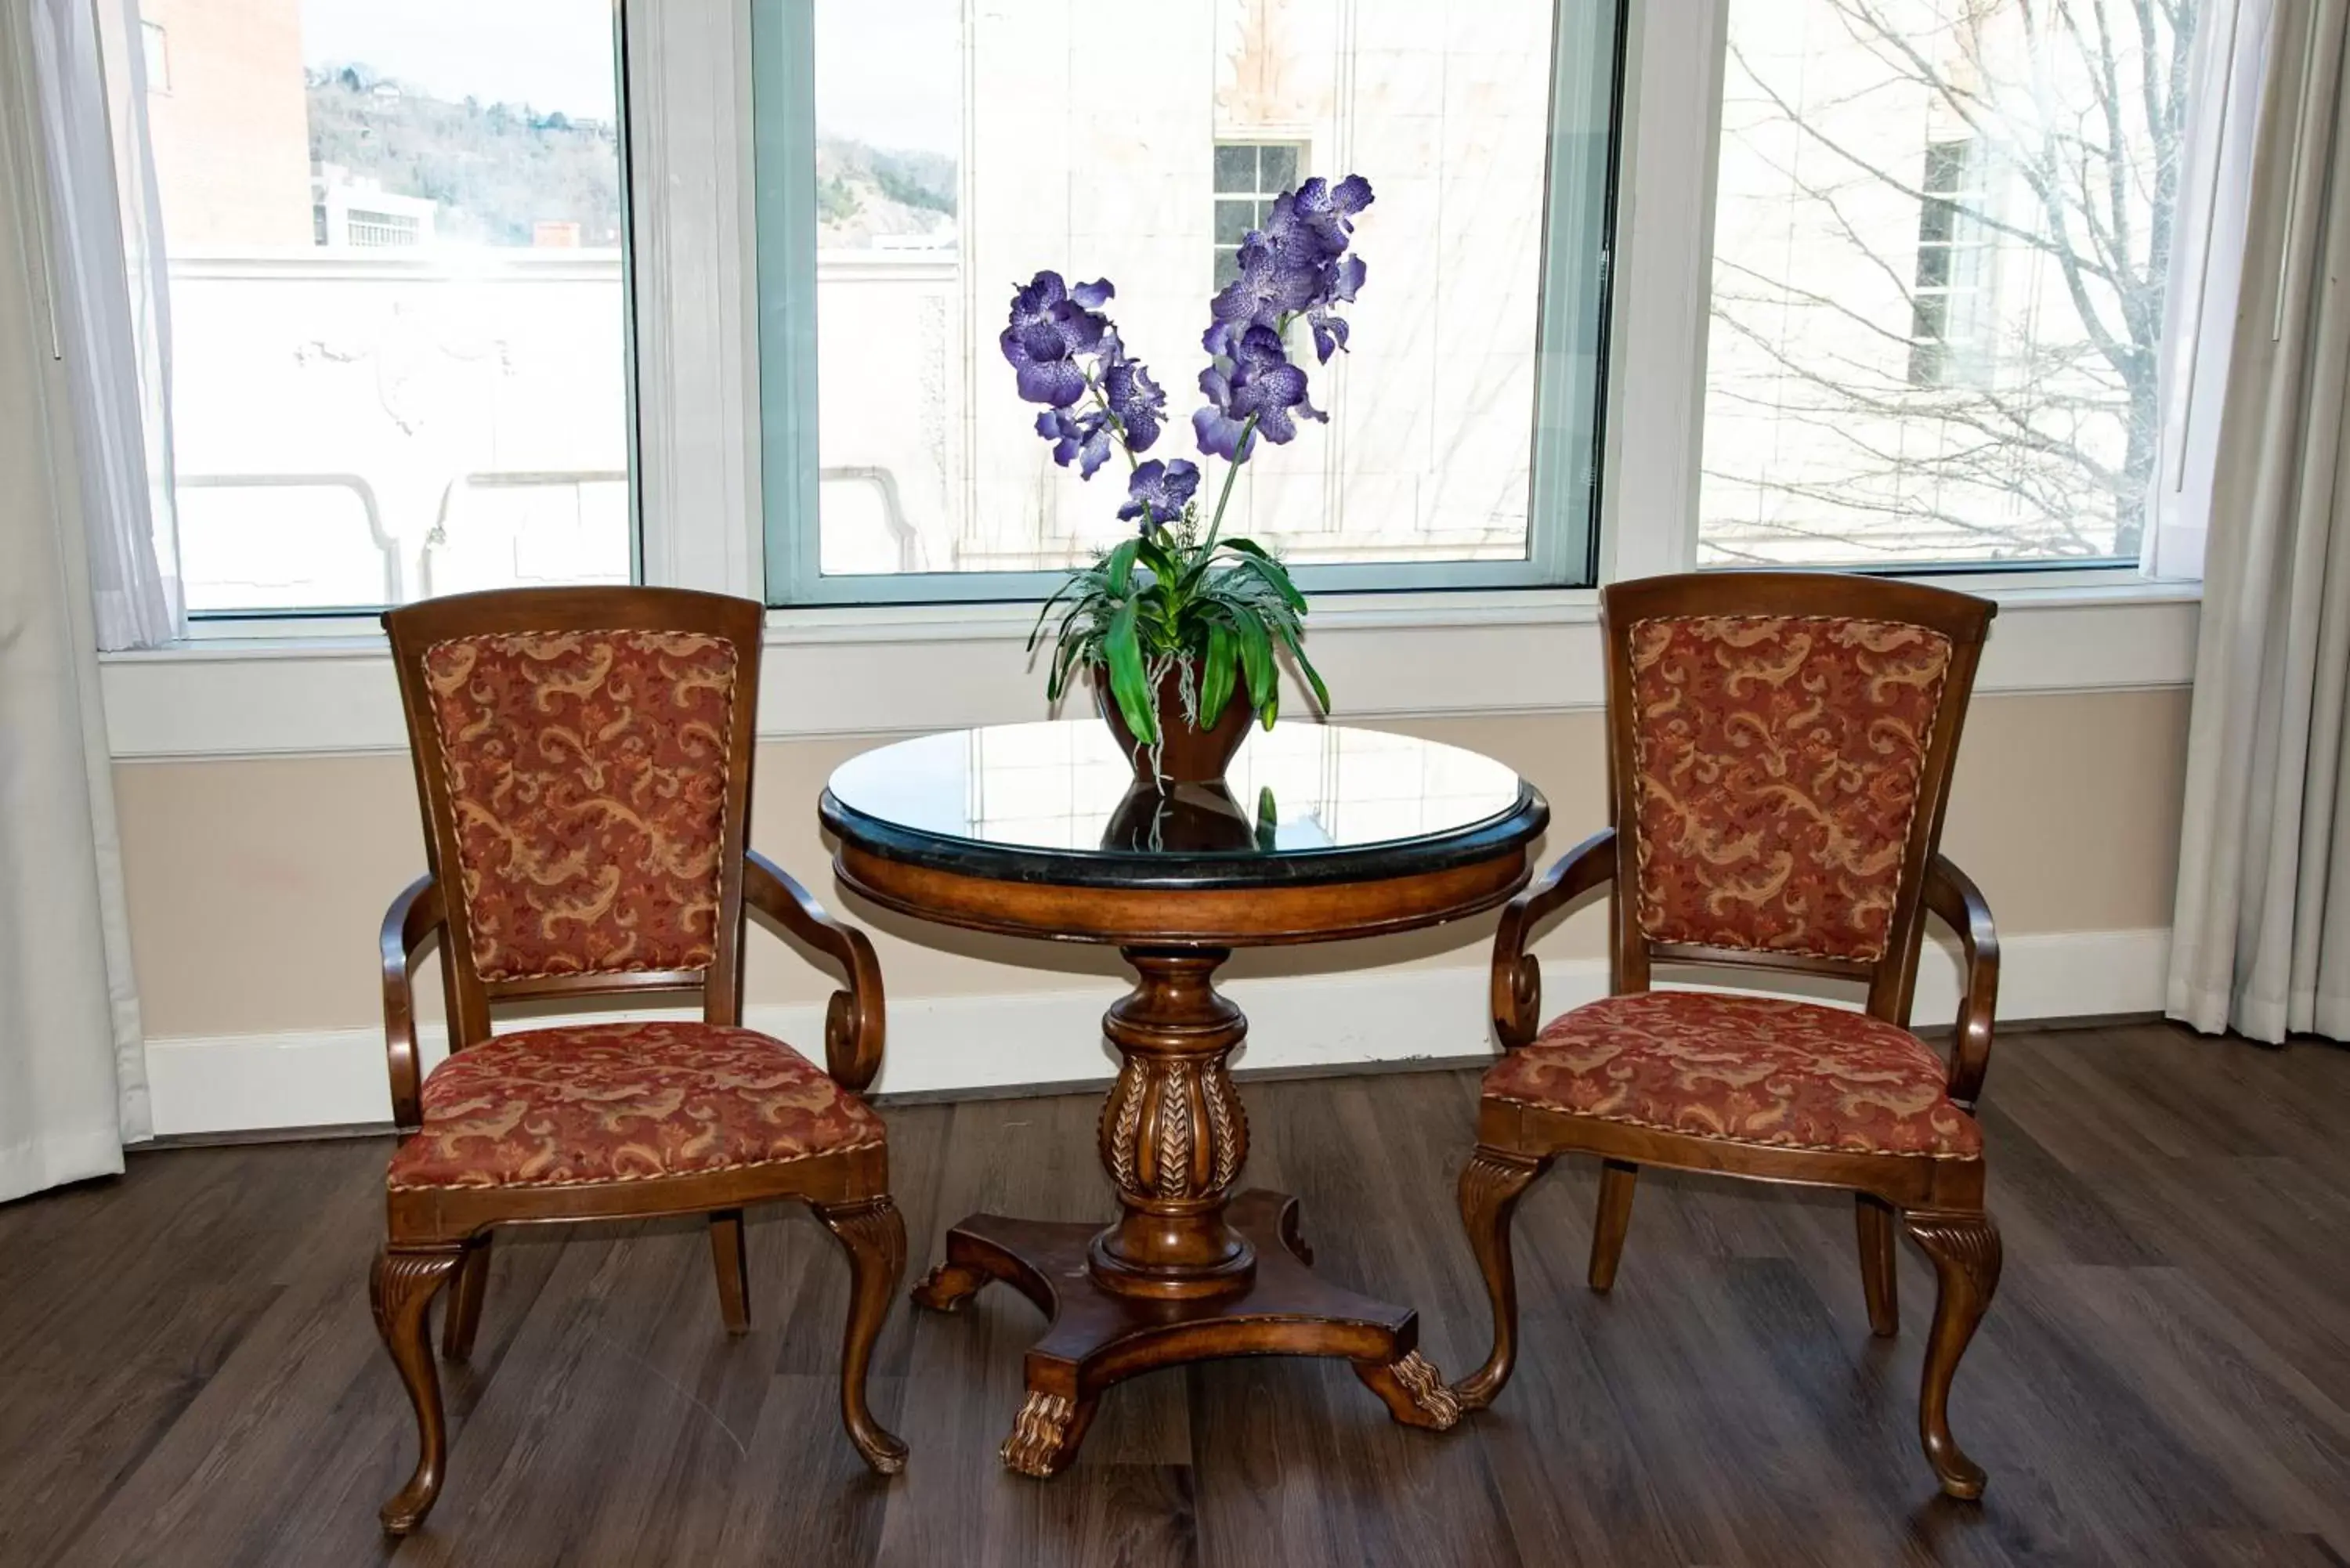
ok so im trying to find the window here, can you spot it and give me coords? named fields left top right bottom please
left=753, top=0, right=1622, bottom=605
left=1213, top=141, right=1305, bottom=287
left=1908, top=138, right=1990, bottom=388
left=131, top=0, right=635, bottom=616
left=1699, top=0, right=2201, bottom=569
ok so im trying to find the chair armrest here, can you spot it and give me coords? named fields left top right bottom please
left=1924, top=853, right=1999, bottom=1109
left=1492, top=827, right=1617, bottom=1050
left=744, top=849, right=887, bottom=1094
left=381, top=874, right=443, bottom=1133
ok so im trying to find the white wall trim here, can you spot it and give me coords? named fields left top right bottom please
left=99, top=587, right=2198, bottom=761
left=143, top=925, right=2171, bottom=1136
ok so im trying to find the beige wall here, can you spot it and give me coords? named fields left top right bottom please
left=116, top=688, right=2190, bottom=1041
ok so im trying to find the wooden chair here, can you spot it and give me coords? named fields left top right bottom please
left=1454, top=572, right=2005, bottom=1498
left=370, top=587, right=906, bottom=1535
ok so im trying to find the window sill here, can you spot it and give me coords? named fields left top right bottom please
left=101, top=579, right=2201, bottom=761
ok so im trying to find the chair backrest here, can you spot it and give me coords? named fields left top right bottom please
left=382, top=587, right=765, bottom=1049
left=1598, top=572, right=1994, bottom=1024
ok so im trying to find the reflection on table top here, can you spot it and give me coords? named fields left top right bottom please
left=820, top=721, right=1544, bottom=887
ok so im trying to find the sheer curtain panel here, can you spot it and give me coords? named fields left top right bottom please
left=2168, top=0, right=2350, bottom=1042
left=2, top=0, right=154, bottom=1203
left=28, top=0, right=182, bottom=649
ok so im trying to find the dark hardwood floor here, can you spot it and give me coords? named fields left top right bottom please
left=5, top=1021, right=2350, bottom=1566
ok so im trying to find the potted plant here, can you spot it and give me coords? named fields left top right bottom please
left=1011, top=175, right=1374, bottom=786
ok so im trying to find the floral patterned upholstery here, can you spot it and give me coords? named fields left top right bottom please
left=1484, top=991, right=1980, bottom=1158
left=424, top=630, right=739, bottom=981
left=1626, top=615, right=1952, bottom=961
left=386, top=1021, right=882, bottom=1190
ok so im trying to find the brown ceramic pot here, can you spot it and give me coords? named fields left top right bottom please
left=1096, top=660, right=1254, bottom=786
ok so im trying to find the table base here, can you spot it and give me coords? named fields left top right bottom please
left=911, top=1189, right=1461, bottom=1477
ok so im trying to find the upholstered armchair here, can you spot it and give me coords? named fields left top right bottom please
left=1453, top=572, right=2005, bottom=1499
left=370, top=587, right=905, bottom=1535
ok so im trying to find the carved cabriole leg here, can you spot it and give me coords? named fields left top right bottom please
left=1856, top=1193, right=1900, bottom=1338
left=1589, top=1158, right=1639, bottom=1292
left=1453, top=1145, right=1547, bottom=1410
left=910, top=1259, right=989, bottom=1313
left=1354, top=1349, right=1463, bottom=1430
left=1000, top=1389, right=1093, bottom=1479
left=1089, top=948, right=1254, bottom=1298
left=371, top=1245, right=465, bottom=1536
left=439, top=1234, right=492, bottom=1361
left=817, top=1196, right=910, bottom=1475
left=1905, top=1208, right=2003, bottom=1499
left=709, top=1209, right=751, bottom=1335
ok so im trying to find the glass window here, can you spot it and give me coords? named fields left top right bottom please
left=754, top=0, right=1622, bottom=604
left=1699, top=0, right=2201, bottom=568
left=131, top=0, right=636, bottom=616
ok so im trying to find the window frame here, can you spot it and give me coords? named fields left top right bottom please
left=747, top=0, right=1619, bottom=609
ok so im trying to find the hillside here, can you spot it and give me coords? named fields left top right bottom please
left=814, top=135, right=958, bottom=248
left=306, top=67, right=622, bottom=247
left=303, top=67, right=960, bottom=252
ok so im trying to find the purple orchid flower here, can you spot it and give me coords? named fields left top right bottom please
left=1305, top=254, right=1367, bottom=363
left=1000, top=270, right=1115, bottom=408
left=1036, top=407, right=1116, bottom=478
left=1208, top=232, right=1325, bottom=333
left=1117, top=457, right=1201, bottom=532
left=1101, top=357, right=1166, bottom=452
left=1194, top=323, right=1322, bottom=459
left=1285, top=174, right=1375, bottom=255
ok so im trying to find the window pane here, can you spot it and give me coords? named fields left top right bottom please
left=1698, top=0, right=2200, bottom=567
left=137, top=0, right=634, bottom=613
left=1213, top=143, right=1258, bottom=193
left=774, top=0, right=1616, bottom=596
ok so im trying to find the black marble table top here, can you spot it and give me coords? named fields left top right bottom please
left=819, top=721, right=1549, bottom=891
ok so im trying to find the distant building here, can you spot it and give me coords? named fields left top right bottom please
left=532, top=222, right=582, bottom=249
left=312, top=164, right=438, bottom=248
left=139, top=0, right=313, bottom=247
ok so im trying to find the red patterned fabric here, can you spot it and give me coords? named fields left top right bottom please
left=424, top=630, right=739, bottom=981
left=387, top=1021, right=881, bottom=1190
left=1627, top=615, right=1952, bottom=961
left=1484, top=992, right=1979, bottom=1158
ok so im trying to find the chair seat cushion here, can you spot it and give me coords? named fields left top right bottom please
left=387, top=1021, right=884, bottom=1190
left=1484, top=992, right=1981, bottom=1158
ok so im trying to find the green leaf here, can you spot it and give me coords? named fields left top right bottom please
left=1200, top=621, right=1237, bottom=724
left=1268, top=617, right=1332, bottom=714
left=1104, top=601, right=1155, bottom=743
left=1047, top=625, right=1089, bottom=703
left=1236, top=614, right=1274, bottom=717
left=1104, top=538, right=1143, bottom=598
left=1135, top=537, right=1182, bottom=587
left=1220, top=541, right=1307, bottom=612
left=1026, top=572, right=1085, bottom=652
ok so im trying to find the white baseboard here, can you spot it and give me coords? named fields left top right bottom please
left=140, top=927, right=2171, bottom=1138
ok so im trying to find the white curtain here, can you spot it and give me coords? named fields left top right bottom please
left=0, top=0, right=157, bottom=1202
left=31, top=0, right=182, bottom=649
left=2168, top=0, right=2350, bottom=1042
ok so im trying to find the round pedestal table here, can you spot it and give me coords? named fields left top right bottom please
left=819, top=720, right=1548, bottom=1477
